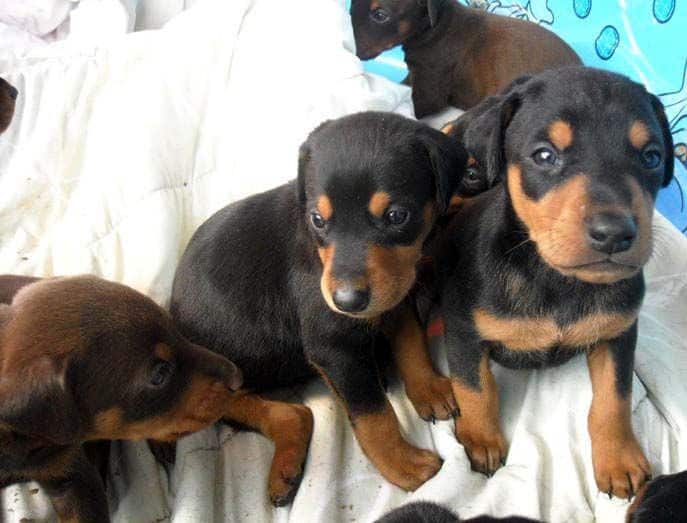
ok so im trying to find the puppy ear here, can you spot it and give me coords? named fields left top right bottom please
left=0, top=356, right=81, bottom=445
left=417, top=126, right=469, bottom=213
left=648, top=93, right=674, bottom=188
left=462, top=90, right=521, bottom=185
left=296, top=142, right=311, bottom=207
left=427, top=0, right=445, bottom=27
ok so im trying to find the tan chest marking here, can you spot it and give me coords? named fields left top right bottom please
left=473, top=308, right=637, bottom=351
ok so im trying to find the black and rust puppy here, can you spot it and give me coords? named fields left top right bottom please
left=350, top=0, right=581, bottom=117
left=376, top=501, right=539, bottom=522
left=171, top=112, right=467, bottom=504
left=0, top=77, right=18, bottom=134
left=0, top=275, right=242, bottom=522
left=424, top=67, right=673, bottom=498
left=626, top=470, right=687, bottom=522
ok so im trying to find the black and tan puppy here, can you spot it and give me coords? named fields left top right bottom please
left=350, top=0, right=581, bottom=117
left=0, top=275, right=242, bottom=522
left=171, top=112, right=467, bottom=503
left=626, top=471, right=687, bottom=522
left=0, top=77, right=17, bottom=134
left=376, top=501, right=539, bottom=522
left=424, top=67, right=673, bottom=499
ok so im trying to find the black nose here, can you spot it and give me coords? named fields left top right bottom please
left=587, top=212, right=637, bottom=254
left=332, top=286, right=370, bottom=313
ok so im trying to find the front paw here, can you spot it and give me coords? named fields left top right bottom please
left=375, top=441, right=443, bottom=491
left=455, top=418, right=507, bottom=476
left=406, top=375, right=459, bottom=422
left=592, top=435, right=651, bottom=499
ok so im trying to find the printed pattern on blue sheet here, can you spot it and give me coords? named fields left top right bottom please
left=350, top=0, right=687, bottom=234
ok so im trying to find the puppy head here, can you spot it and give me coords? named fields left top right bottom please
left=0, top=276, right=242, bottom=456
left=297, top=112, right=466, bottom=319
left=626, top=471, right=687, bottom=523
left=464, top=67, right=673, bottom=284
left=0, top=77, right=18, bottom=135
left=350, top=0, right=447, bottom=60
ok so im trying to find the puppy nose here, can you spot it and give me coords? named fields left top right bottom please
left=221, top=360, right=243, bottom=391
left=332, top=286, right=370, bottom=313
left=8, top=85, right=18, bottom=100
left=587, top=212, right=637, bottom=254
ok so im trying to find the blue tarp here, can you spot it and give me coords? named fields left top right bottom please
left=352, top=0, right=687, bottom=235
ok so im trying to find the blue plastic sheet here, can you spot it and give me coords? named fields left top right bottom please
left=349, top=0, right=687, bottom=234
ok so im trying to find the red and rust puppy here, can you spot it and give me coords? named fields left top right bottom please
left=171, top=112, right=467, bottom=504
left=626, top=470, right=687, bottom=522
left=350, top=0, right=581, bottom=117
left=0, top=77, right=17, bottom=134
left=424, top=67, right=673, bottom=498
left=0, top=275, right=242, bottom=523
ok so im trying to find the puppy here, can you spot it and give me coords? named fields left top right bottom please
left=350, top=0, right=581, bottom=117
left=0, top=77, right=18, bottom=134
left=376, top=501, right=539, bottom=522
left=0, top=275, right=242, bottom=522
left=626, top=470, right=687, bottom=522
left=424, top=67, right=673, bottom=499
left=171, top=111, right=467, bottom=503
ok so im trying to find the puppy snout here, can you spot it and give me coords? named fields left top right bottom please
left=587, top=212, right=637, bottom=254
left=220, top=359, right=243, bottom=391
left=332, top=286, right=370, bottom=313
left=0, top=78, right=17, bottom=99
left=191, top=343, right=243, bottom=391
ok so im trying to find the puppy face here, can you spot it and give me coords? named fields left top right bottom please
left=298, top=112, right=465, bottom=319
left=0, top=77, right=18, bottom=135
left=467, top=67, right=674, bottom=284
left=350, top=0, right=441, bottom=60
left=0, top=276, right=242, bottom=471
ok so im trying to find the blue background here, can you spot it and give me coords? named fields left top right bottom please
left=348, top=0, right=687, bottom=235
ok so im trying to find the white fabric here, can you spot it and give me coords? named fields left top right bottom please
left=1, top=1, right=686, bottom=522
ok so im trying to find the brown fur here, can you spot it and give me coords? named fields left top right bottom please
left=317, top=195, right=333, bottom=221
left=587, top=342, right=651, bottom=499
left=368, top=191, right=392, bottom=217
left=0, top=77, right=17, bottom=135
left=629, top=120, right=651, bottom=150
left=548, top=120, right=573, bottom=151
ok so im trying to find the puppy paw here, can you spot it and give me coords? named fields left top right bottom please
left=378, top=443, right=443, bottom=491
left=268, top=404, right=314, bottom=507
left=593, top=436, right=651, bottom=500
left=455, top=419, right=507, bottom=476
left=406, top=375, right=459, bottom=422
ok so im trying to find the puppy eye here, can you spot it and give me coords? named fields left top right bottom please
left=369, top=8, right=391, bottom=24
left=310, top=212, right=326, bottom=229
left=466, top=167, right=480, bottom=182
left=641, top=148, right=662, bottom=169
left=532, top=147, right=558, bottom=166
left=385, top=207, right=410, bottom=226
left=150, top=360, right=174, bottom=388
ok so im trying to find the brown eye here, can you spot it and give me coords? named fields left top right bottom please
left=641, top=148, right=662, bottom=170
left=370, top=8, right=391, bottom=24
left=150, top=360, right=174, bottom=388
left=385, top=207, right=410, bottom=226
left=310, top=212, right=326, bottom=229
left=532, top=147, right=558, bottom=166
left=466, top=167, right=479, bottom=181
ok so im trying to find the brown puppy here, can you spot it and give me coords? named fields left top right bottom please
left=350, top=0, right=581, bottom=116
left=0, top=77, right=18, bottom=134
left=0, top=275, right=242, bottom=522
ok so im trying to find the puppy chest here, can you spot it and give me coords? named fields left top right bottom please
left=472, top=308, right=637, bottom=350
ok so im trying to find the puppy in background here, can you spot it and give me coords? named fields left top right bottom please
left=0, top=77, right=18, bottom=134
left=350, top=0, right=581, bottom=117
left=0, top=275, right=242, bottom=523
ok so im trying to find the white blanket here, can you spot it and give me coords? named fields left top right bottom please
left=1, top=1, right=686, bottom=522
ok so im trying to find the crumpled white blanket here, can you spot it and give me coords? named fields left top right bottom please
left=0, top=1, right=686, bottom=522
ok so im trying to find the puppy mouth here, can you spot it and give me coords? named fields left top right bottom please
left=556, top=259, right=640, bottom=271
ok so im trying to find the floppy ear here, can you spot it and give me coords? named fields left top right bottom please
left=417, top=126, right=469, bottom=213
left=648, top=93, right=675, bottom=188
left=427, top=0, right=446, bottom=27
left=296, top=142, right=311, bottom=207
left=462, top=90, right=521, bottom=185
left=0, top=356, right=81, bottom=445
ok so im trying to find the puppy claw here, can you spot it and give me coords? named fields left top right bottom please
left=406, top=375, right=458, bottom=423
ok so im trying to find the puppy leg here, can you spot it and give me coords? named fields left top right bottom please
left=39, top=450, right=110, bottom=523
left=223, top=392, right=313, bottom=507
left=393, top=307, right=458, bottom=422
left=308, top=343, right=442, bottom=491
left=587, top=323, right=651, bottom=500
left=445, top=320, right=506, bottom=476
